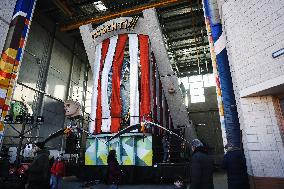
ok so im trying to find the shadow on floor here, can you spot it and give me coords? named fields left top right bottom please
left=62, top=171, right=228, bottom=189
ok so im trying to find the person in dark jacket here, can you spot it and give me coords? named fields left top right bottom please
left=222, top=143, right=250, bottom=189
left=162, top=134, right=170, bottom=163
left=190, top=139, right=214, bottom=189
left=26, top=142, right=50, bottom=189
left=107, top=150, right=122, bottom=189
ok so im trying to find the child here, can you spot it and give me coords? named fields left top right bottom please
left=50, top=154, right=65, bottom=189
left=174, top=176, right=186, bottom=189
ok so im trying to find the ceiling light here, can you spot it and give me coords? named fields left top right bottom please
left=93, top=1, right=107, bottom=12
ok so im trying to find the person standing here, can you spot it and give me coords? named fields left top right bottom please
left=222, top=143, right=250, bottom=189
left=190, top=139, right=214, bottom=189
left=107, top=150, right=122, bottom=189
left=50, top=154, right=65, bottom=189
left=26, top=142, right=50, bottom=189
left=162, top=134, right=170, bottom=163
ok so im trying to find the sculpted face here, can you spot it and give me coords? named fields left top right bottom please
left=64, top=101, right=81, bottom=117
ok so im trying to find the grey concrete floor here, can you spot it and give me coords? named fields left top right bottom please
left=62, top=172, right=227, bottom=189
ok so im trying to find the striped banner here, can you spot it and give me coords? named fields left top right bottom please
left=88, top=34, right=172, bottom=135
left=89, top=43, right=102, bottom=133
left=0, top=0, right=37, bottom=147
left=110, top=34, right=128, bottom=133
left=203, top=0, right=241, bottom=147
left=95, top=39, right=110, bottom=134
left=101, top=36, right=118, bottom=132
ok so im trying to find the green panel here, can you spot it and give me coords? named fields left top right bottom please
left=121, top=136, right=134, bottom=165
left=85, top=134, right=152, bottom=166
left=136, top=136, right=153, bottom=166
left=85, top=138, right=96, bottom=165
left=96, top=137, right=108, bottom=165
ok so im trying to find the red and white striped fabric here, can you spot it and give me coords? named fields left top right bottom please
left=89, top=34, right=167, bottom=134
left=95, top=39, right=110, bottom=134
left=110, top=34, right=128, bottom=133
left=89, top=43, right=102, bottom=133
left=101, top=36, right=119, bottom=132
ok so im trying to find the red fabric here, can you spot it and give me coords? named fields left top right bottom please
left=139, top=35, right=151, bottom=121
left=159, top=79, right=163, bottom=135
left=51, top=160, right=65, bottom=177
left=110, top=34, right=128, bottom=133
left=95, top=39, right=110, bottom=134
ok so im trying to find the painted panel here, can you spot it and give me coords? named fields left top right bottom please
left=85, top=134, right=152, bottom=166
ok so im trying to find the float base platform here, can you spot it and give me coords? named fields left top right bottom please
left=66, top=162, right=190, bottom=184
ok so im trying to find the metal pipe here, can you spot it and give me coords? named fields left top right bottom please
left=16, top=81, right=63, bottom=102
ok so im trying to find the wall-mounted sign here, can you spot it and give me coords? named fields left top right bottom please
left=272, top=48, right=284, bottom=58
left=91, top=16, right=139, bottom=39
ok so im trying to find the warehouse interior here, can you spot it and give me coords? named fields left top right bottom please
left=2, top=0, right=224, bottom=164
left=1, top=0, right=284, bottom=188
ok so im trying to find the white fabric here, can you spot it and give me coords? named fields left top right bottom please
left=214, top=32, right=226, bottom=55
left=89, top=43, right=102, bottom=133
left=129, top=34, right=140, bottom=126
left=101, top=36, right=118, bottom=132
left=12, top=11, right=27, bottom=19
left=0, top=88, right=7, bottom=99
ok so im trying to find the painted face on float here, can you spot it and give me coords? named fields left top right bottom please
left=64, top=101, right=81, bottom=117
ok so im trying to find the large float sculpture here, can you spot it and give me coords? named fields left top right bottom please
left=80, top=9, right=196, bottom=167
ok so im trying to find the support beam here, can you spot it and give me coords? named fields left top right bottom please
left=60, top=0, right=186, bottom=31
left=53, top=0, right=74, bottom=17
left=142, top=8, right=196, bottom=141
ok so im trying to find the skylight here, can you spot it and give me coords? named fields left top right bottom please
left=93, top=1, right=107, bottom=12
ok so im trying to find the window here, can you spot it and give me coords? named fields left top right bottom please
left=178, top=74, right=216, bottom=104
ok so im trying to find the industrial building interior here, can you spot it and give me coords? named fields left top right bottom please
left=4, top=0, right=223, bottom=161
left=0, top=0, right=284, bottom=189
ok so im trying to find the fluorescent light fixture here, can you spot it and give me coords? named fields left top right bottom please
left=93, top=1, right=107, bottom=12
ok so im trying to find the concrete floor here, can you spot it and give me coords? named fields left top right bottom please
left=62, top=172, right=227, bottom=189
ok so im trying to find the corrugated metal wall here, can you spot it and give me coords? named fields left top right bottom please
left=4, top=11, right=89, bottom=150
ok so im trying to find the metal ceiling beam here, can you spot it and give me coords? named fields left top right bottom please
left=158, top=1, right=189, bottom=12
left=175, top=57, right=211, bottom=65
left=53, top=0, right=74, bottom=17
left=60, top=0, right=186, bottom=31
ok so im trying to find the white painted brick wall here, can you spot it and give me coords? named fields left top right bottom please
left=0, top=0, right=17, bottom=53
left=222, top=0, right=284, bottom=90
left=218, top=0, right=284, bottom=178
left=238, top=95, right=284, bottom=177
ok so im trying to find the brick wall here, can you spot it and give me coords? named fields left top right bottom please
left=222, top=0, right=284, bottom=90
left=218, top=0, right=284, bottom=178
